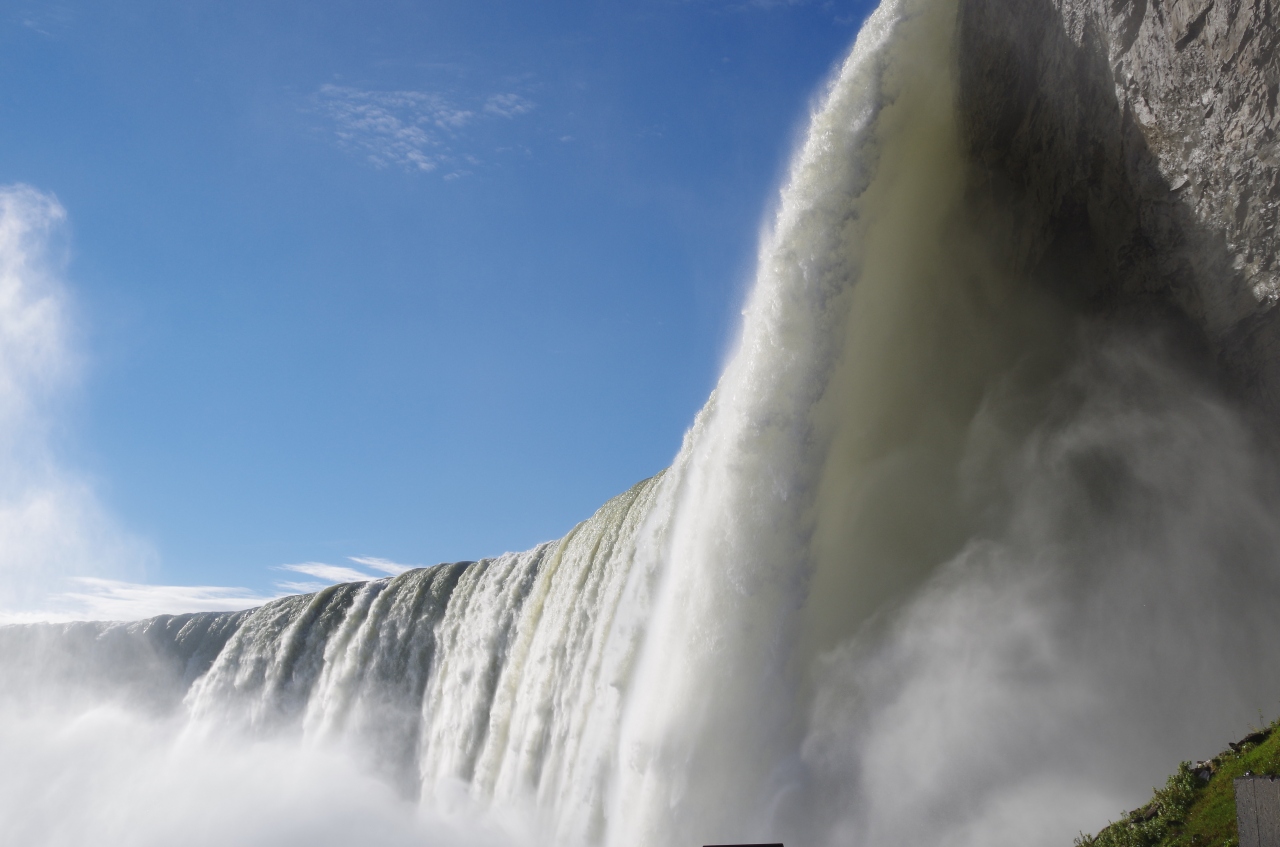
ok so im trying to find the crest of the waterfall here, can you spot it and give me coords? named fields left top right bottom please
left=606, top=0, right=1010, bottom=841
left=175, top=471, right=678, bottom=845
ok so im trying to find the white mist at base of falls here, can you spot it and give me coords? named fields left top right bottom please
left=8, top=0, right=1280, bottom=845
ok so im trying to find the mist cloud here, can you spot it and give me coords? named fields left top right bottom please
left=0, top=185, right=158, bottom=617
left=793, top=334, right=1280, bottom=847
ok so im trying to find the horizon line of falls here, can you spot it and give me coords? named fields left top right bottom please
left=9, top=1, right=1280, bottom=845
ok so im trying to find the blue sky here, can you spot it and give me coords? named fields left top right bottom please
left=0, top=0, right=872, bottom=617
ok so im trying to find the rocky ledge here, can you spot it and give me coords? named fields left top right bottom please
left=958, top=0, right=1280, bottom=408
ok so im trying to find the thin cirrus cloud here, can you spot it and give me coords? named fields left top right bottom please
left=3, top=556, right=426, bottom=624
left=273, top=557, right=417, bottom=593
left=19, top=578, right=278, bottom=624
left=313, top=83, right=536, bottom=176
left=483, top=93, right=535, bottom=118
left=348, top=556, right=414, bottom=576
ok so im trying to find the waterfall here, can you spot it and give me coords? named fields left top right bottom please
left=8, top=0, right=1280, bottom=845
left=178, top=471, right=672, bottom=844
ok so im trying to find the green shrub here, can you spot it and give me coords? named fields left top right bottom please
left=1075, top=720, right=1280, bottom=847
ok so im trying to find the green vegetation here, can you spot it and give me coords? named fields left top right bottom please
left=1075, top=721, right=1280, bottom=847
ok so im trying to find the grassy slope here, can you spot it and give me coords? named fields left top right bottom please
left=1076, top=721, right=1280, bottom=847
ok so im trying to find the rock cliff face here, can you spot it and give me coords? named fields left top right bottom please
left=957, top=0, right=1280, bottom=406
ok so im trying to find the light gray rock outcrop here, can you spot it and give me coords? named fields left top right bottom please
left=958, top=0, right=1280, bottom=406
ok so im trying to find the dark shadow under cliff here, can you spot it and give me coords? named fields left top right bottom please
left=956, top=0, right=1280, bottom=415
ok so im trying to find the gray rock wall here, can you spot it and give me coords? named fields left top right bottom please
left=957, top=0, right=1280, bottom=407
left=1236, top=775, right=1280, bottom=847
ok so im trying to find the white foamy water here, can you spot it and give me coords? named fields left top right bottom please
left=7, top=1, right=1280, bottom=845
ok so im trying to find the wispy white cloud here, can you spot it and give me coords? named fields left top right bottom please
left=14, top=6, right=74, bottom=37
left=315, top=85, right=469, bottom=173
left=4, top=554, right=424, bottom=623
left=733, top=0, right=805, bottom=7
left=0, top=578, right=277, bottom=624
left=686, top=0, right=856, bottom=16
left=483, top=93, right=535, bottom=118
left=314, top=84, right=536, bottom=176
left=271, top=558, right=417, bottom=593
left=348, top=556, right=414, bottom=576
left=275, top=561, right=375, bottom=589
